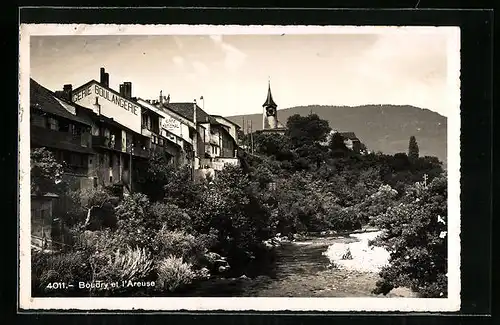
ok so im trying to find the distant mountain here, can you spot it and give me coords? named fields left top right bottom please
left=226, top=105, right=447, bottom=164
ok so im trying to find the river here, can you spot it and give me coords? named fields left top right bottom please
left=183, top=233, right=384, bottom=297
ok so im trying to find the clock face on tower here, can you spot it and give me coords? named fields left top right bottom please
left=266, top=107, right=276, bottom=117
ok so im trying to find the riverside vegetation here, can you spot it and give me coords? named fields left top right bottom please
left=31, top=113, right=447, bottom=298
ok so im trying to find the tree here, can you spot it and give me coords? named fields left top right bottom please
left=408, top=136, right=419, bottom=160
left=390, top=152, right=411, bottom=171
left=295, top=142, right=328, bottom=169
left=193, top=165, right=271, bottom=263
left=30, top=147, right=64, bottom=196
left=253, top=132, right=292, bottom=160
left=329, top=132, right=349, bottom=158
left=286, top=114, right=331, bottom=148
left=372, top=174, right=448, bottom=297
left=80, top=187, right=117, bottom=230
left=163, top=166, right=205, bottom=210
left=138, top=151, right=177, bottom=202
left=114, top=193, right=157, bottom=250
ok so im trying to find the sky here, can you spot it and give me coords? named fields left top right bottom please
left=30, top=30, right=456, bottom=118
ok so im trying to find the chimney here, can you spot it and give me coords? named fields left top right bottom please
left=119, top=84, right=125, bottom=97
left=124, top=82, right=132, bottom=99
left=160, top=90, right=163, bottom=104
left=103, top=73, right=109, bottom=87
left=100, top=68, right=106, bottom=84
left=63, top=84, right=72, bottom=102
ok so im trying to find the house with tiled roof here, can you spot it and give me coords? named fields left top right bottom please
left=152, top=97, right=240, bottom=172
left=338, top=131, right=363, bottom=153
left=30, top=78, right=98, bottom=250
left=30, top=78, right=95, bottom=190
left=53, top=67, right=172, bottom=193
left=321, top=129, right=364, bottom=153
left=209, top=114, right=242, bottom=144
left=136, top=97, right=196, bottom=168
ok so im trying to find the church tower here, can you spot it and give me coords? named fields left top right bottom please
left=262, top=79, right=278, bottom=129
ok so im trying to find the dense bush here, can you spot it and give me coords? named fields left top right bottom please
left=30, top=147, right=65, bottom=196
left=153, top=228, right=207, bottom=264
left=147, top=202, right=192, bottom=232
left=75, top=228, right=128, bottom=253
left=193, top=165, right=272, bottom=262
left=32, top=249, right=91, bottom=296
left=372, top=174, right=448, bottom=297
left=253, top=132, right=292, bottom=159
left=91, top=246, right=155, bottom=284
left=156, top=256, right=197, bottom=292
left=113, top=193, right=158, bottom=250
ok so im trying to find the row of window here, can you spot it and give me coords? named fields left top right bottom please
left=211, top=145, right=220, bottom=156
left=151, top=135, right=165, bottom=147
left=59, top=151, right=86, bottom=167
left=142, top=114, right=160, bottom=133
left=32, top=113, right=88, bottom=136
left=58, top=151, right=135, bottom=170
left=99, top=129, right=148, bottom=151
left=101, top=152, right=130, bottom=168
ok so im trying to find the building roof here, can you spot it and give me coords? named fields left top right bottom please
left=338, top=132, right=359, bottom=141
left=165, top=102, right=210, bottom=124
left=137, top=98, right=197, bottom=131
left=262, top=81, right=277, bottom=108
left=210, top=115, right=242, bottom=129
left=218, top=124, right=237, bottom=145
left=30, top=79, right=91, bottom=126
left=131, top=97, right=162, bottom=118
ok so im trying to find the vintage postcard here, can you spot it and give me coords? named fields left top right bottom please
left=18, top=24, right=461, bottom=312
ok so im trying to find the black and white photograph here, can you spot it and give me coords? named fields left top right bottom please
left=18, top=24, right=461, bottom=312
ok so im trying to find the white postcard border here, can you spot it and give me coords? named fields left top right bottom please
left=18, top=24, right=461, bottom=312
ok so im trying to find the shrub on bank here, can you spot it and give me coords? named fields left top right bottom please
left=156, top=256, right=197, bottom=292
left=95, top=246, right=155, bottom=283
left=153, top=228, right=207, bottom=265
left=372, top=175, right=448, bottom=298
left=75, top=228, right=129, bottom=253
left=147, top=202, right=192, bottom=232
left=31, top=249, right=91, bottom=295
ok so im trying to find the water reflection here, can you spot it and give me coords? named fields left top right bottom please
left=180, top=235, right=362, bottom=297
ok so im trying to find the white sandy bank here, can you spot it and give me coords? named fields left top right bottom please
left=323, top=231, right=390, bottom=273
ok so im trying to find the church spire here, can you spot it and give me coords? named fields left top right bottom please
left=262, top=77, right=277, bottom=108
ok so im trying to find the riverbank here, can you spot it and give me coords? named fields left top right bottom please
left=322, top=230, right=390, bottom=273
left=181, top=233, right=385, bottom=297
left=179, top=230, right=419, bottom=298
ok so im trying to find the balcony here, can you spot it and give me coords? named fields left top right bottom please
left=31, top=125, right=92, bottom=153
left=92, top=135, right=122, bottom=152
